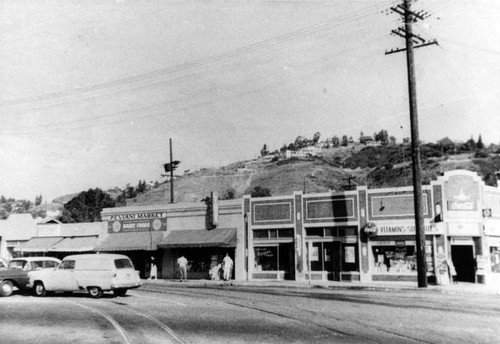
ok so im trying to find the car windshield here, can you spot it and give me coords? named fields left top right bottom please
left=9, top=260, right=29, bottom=270
left=114, top=259, right=133, bottom=269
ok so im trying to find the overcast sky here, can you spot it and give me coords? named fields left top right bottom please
left=0, top=0, right=499, bottom=202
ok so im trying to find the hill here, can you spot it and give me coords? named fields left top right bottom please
left=123, top=143, right=500, bottom=205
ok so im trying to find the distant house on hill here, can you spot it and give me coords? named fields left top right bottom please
left=285, top=150, right=307, bottom=159
left=359, top=135, right=375, bottom=145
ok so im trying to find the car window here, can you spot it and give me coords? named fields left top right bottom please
left=32, top=261, right=45, bottom=269
left=115, top=259, right=133, bottom=269
left=44, top=261, right=59, bottom=268
left=0, top=261, right=6, bottom=268
left=58, top=260, right=75, bottom=270
left=8, top=260, right=28, bottom=270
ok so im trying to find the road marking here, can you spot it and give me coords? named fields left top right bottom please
left=69, top=301, right=131, bottom=344
left=113, top=303, right=189, bottom=344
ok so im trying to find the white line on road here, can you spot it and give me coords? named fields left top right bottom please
left=114, top=303, right=189, bottom=344
left=69, top=301, right=131, bottom=344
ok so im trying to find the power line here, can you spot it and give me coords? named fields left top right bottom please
left=0, top=3, right=389, bottom=110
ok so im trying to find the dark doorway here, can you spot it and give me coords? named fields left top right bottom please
left=451, top=245, right=475, bottom=283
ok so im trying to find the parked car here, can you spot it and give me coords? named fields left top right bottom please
left=29, top=253, right=142, bottom=298
left=0, top=258, right=7, bottom=269
left=0, top=257, right=61, bottom=297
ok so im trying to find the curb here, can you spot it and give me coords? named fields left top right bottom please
left=141, top=279, right=500, bottom=296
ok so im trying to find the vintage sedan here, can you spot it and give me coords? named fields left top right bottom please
left=0, top=257, right=61, bottom=297
left=29, top=254, right=141, bottom=298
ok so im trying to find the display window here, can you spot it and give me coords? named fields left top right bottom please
left=254, top=243, right=293, bottom=272
left=372, top=245, right=417, bottom=274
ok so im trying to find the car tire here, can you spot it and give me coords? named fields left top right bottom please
left=88, top=286, right=103, bottom=299
left=34, top=282, right=46, bottom=297
left=113, top=288, right=127, bottom=297
left=0, top=280, right=14, bottom=297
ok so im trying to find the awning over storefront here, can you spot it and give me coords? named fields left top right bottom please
left=49, top=236, right=99, bottom=252
left=14, top=236, right=63, bottom=253
left=95, top=231, right=165, bottom=252
left=158, top=228, right=237, bottom=248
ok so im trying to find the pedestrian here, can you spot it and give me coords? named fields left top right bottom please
left=149, top=256, right=157, bottom=280
left=447, top=258, right=457, bottom=284
left=177, top=255, right=188, bottom=282
left=222, top=253, right=233, bottom=281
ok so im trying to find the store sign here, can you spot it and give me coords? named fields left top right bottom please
left=108, top=212, right=166, bottom=221
left=108, top=212, right=167, bottom=233
left=447, top=200, right=477, bottom=211
left=377, top=224, right=443, bottom=236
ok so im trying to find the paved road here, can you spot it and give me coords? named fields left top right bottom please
left=1, top=282, right=499, bottom=344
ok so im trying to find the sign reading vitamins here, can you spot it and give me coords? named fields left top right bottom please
left=108, top=212, right=167, bottom=233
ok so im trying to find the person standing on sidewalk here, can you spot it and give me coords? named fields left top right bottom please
left=447, top=258, right=457, bottom=284
left=149, top=256, right=157, bottom=280
left=222, top=253, right=233, bottom=281
left=177, top=255, right=188, bottom=282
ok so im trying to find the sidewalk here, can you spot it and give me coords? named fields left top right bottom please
left=143, top=278, right=500, bottom=296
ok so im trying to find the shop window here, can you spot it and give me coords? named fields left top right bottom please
left=342, top=244, right=358, bottom=271
left=341, top=227, right=358, bottom=236
left=253, top=228, right=294, bottom=239
left=279, top=229, right=293, bottom=238
left=254, top=247, right=278, bottom=271
left=306, top=228, right=324, bottom=237
left=253, top=230, right=269, bottom=239
left=254, top=244, right=293, bottom=272
left=372, top=246, right=416, bottom=274
left=324, top=228, right=335, bottom=237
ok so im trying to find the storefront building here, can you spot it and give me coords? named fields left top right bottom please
left=99, top=196, right=244, bottom=280
left=361, top=185, right=445, bottom=284
left=240, top=170, right=500, bottom=286
left=14, top=220, right=105, bottom=260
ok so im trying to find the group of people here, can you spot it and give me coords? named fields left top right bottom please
left=148, top=253, right=234, bottom=281
left=177, top=253, right=233, bottom=282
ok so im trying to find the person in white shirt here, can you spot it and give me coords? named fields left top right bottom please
left=177, top=255, right=188, bottom=281
left=149, top=256, right=157, bottom=280
left=222, top=253, right=233, bottom=281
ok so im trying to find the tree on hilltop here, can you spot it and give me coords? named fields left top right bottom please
left=313, top=132, right=321, bottom=144
left=341, top=135, right=349, bottom=146
left=260, top=144, right=269, bottom=157
left=477, top=134, right=484, bottom=150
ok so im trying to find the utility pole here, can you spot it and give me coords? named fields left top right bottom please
left=162, top=139, right=180, bottom=203
left=385, top=0, right=438, bottom=288
left=343, top=177, right=356, bottom=191
left=169, top=138, right=174, bottom=203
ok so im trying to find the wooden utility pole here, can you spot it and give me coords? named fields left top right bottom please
left=169, top=138, right=174, bottom=203
left=385, top=0, right=438, bottom=288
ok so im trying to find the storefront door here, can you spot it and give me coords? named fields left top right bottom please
left=451, top=245, right=475, bottom=283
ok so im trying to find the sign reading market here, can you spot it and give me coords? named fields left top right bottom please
left=107, top=212, right=167, bottom=233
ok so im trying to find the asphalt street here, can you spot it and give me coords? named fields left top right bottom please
left=1, top=280, right=499, bottom=344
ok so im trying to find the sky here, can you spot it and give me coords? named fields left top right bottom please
left=0, top=0, right=499, bottom=202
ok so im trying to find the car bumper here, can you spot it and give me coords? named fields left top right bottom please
left=111, top=281, right=142, bottom=290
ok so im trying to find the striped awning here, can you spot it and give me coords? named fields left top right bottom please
left=95, top=231, right=165, bottom=252
left=49, top=236, right=99, bottom=252
left=14, top=237, right=63, bottom=253
left=158, top=228, right=236, bottom=248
